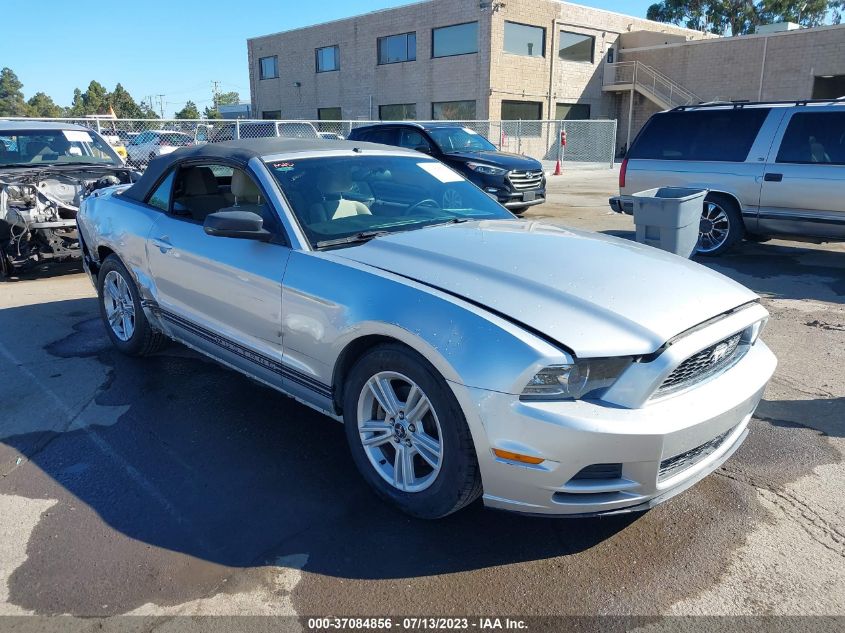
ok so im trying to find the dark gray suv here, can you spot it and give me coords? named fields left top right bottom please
left=349, top=123, right=546, bottom=214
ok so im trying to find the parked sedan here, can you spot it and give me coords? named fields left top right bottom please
left=77, top=138, right=776, bottom=519
left=126, top=130, right=193, bottom=166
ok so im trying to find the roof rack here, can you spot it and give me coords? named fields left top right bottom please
left=672, top=98, right=845, bottom=111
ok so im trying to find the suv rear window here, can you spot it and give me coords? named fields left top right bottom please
left=629, top=109, right=771, bottom=162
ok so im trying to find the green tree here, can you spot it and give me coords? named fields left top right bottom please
left=108, top=83, right=145, bottom=118
left=67, top=88, right=85, bottom=116
left=647, top=0, right=838, bottom=34
left=759, top=0, right=830, bottom=26
left=175, top=100, right=200, bottom=119
left=216, top=91, right=240, bottom=106
left=203, top=105, right=222, bottom=120
left=0, top=67, right=29, bottom=116
left=27, top=92, right=63, bottom=117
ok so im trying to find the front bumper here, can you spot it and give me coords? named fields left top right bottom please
left=503, top=195, right=546, bottom=210
left=610, top=195, right=633, bottom=215
left=451, top=339, right=776, bottom=516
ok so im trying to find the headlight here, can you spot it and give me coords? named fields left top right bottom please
left=520, top=358, right=633, bottom=401
left=466, top=162, right=506, bottom=176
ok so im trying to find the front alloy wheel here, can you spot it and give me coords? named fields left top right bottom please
left=343, top=344, right=482, bottom=519
left=357, top=371, right=444, bottom=493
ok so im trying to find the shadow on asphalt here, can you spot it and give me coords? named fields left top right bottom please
left=598, top=232, right=845, bottom=304
left=2, top=297, right=640, bottom=580
left=0, top=260, right=84, bottom=283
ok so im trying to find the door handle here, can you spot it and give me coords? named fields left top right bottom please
left=764, top=173, right=783, bottom=182
left=151, top=236, right=173, bottom=253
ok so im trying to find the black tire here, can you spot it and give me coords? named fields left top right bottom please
left=746, top=233, right=772, bottom=243
left=697, top=193, right=745, bottom=257
left=0, top=244, right=12, bottom=280
left=510, top=207, right=527, bottom=216
left=97, top=255, right=166, bottom=356
left=342, top=343, right=482, bottom=519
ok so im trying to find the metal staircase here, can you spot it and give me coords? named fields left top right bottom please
left=603, top=61, right=701, bottom=110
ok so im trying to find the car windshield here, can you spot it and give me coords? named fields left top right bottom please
left=266, top=154, right=512, bottom=248
left=0, top=129, right=121, bottom=166
left=279, top=123, right=319, bottom=139
left=427, top=127, right=497, bottom=154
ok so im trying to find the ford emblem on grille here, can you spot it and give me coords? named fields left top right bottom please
left=711, top=342, right=730, bottom=363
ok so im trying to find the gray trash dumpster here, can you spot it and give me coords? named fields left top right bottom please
left=631, top=187, right=706, bottom=258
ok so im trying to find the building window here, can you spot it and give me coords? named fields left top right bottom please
left=262, top=110, right=281, bottom=120
left=502, top=100, right=542, bottom=121
left=379, top=103, right=417, bottom=121
left=432, top=22, right=478, bottom=58
left=259, top=56, right=278, bottom=80
left=559, top=31, right=595, bottom=63
left=432, top=100, right=477, bottom=120
left=555, top=103, right=591, bottom=120
left=318, top=107, right=342, bottom=120
left=504, top=22, right=545, bottom=57
left=378, top=32, right=416, bottom=64
left=316, top=45, right=340, bottom=73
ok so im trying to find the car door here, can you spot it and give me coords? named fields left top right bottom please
left=758, top=109, right=845, bottom=239
left=128, top=131, right=151, bottom=163
left=144, top=161, right=291, bottom=389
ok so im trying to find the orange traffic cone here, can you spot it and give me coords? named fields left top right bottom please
left=553, top=159, right=562, bottom=176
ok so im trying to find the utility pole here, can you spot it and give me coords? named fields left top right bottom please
left=211, top=80, right=221, bottom=115
left=156, top=94, right=165, bottom=118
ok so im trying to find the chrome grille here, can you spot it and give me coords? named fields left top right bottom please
left=658, top=426, right=736, bottom=482
left=508, top=170, right=544, bottom=191
left=657, top=332, right=745, bottom=396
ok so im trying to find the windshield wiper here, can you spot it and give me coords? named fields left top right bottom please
left=425, top=217, right=471, bottom=229
left=316, top=230, right=391, bottom=249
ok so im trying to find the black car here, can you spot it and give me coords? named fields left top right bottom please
left=347, top=123, right=545, bottom=214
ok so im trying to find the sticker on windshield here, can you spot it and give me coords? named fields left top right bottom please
left=272, top=161, right=295, bottom=171
left=63, top=130, right=92, bottom=143
left=418, top=162, right=463, bottom=183
left=462, top=127, right=479, bottom=135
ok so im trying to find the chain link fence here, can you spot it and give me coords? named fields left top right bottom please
left=12, top=118, right=617, bottom=169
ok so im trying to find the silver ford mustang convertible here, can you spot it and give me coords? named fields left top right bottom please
left=77, top=139, right=777, bottom=519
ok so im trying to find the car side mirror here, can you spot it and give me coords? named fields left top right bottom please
left=203, top=211, right=272, bottom=241
left=415, top=145, right=432, bottom=155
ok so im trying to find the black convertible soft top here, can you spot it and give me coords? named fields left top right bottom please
left=122, top=138, right=393, bottom=202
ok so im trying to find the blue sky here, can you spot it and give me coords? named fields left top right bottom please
left=0, top=0, right=656, bottom=117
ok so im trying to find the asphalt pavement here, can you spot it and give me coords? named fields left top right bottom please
left=0, top=169, right=842, bottom=626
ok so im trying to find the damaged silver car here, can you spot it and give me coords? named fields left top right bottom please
left=0, top=121, right=138, bottom=277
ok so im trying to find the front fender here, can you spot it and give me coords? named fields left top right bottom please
left=282, top=251, right=569, bottom=396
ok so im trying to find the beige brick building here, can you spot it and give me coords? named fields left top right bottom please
left=247, top=0, right=704, bottom=124
left=247, top=0, right=845, bottom=155
left=613, top=23, right=845, bottom=149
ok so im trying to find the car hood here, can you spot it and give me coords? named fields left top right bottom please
left=443, top=150, right=541, bottom=171
left=333, top=220, right=758, bottom=357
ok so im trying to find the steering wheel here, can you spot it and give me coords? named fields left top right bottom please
left=405, top=198, right=440, bottom=215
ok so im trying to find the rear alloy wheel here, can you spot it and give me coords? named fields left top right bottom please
left=697, top=194, right=745, bottom=256
left=97, top=255, right=166, bottom=356
left=343, top=344, right=482, bottom=519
